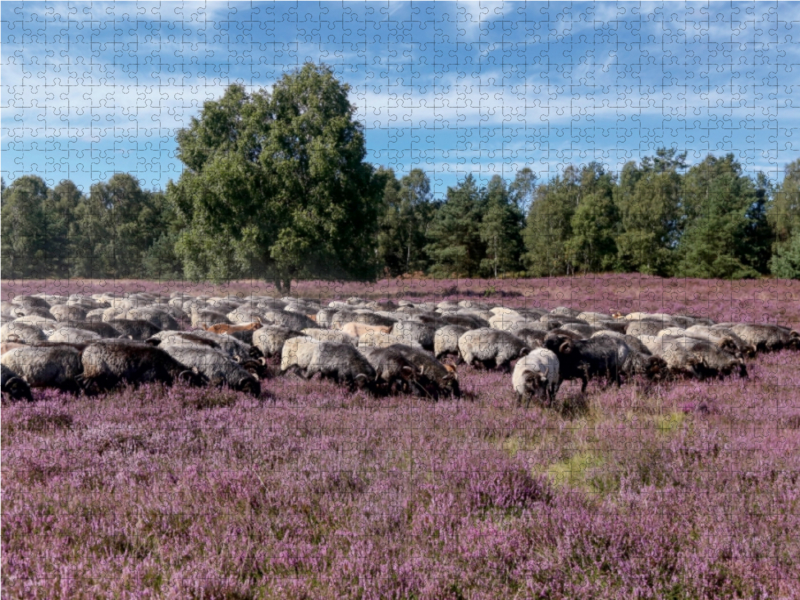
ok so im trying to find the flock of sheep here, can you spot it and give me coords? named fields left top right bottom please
left=1, top=291, right=799, bottom=407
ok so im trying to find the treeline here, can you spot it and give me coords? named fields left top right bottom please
left=4, top=151, right=800, bottom=282
left=2, top=64, right=800, bottom=286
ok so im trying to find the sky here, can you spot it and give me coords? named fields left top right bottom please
left=2, top=1, right=799, bottom=198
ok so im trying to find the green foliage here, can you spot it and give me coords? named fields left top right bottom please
left=479, top=175, right=524, bottom=278
left=425, top=174, right=486, bottom=277
left=566, top=164, right=618, bottom=273
left=769, top=232, right=800, bottom=279
left=170, top=64, right=381, bottom=293
left=676, top=154, right=760, bottom=279
left=376, top=168, right=432, bottom=276
left=768, top=159, right=800, bottom=270
left=614, top=150, right=684, bottom=275
left=521, top=165, right=580, bottom=276
left=1, top=176, right=53, bottom=278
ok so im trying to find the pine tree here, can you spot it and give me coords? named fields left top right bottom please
left=479, top=175, right=523, bottom=278
left=425, top=174, right=485, bottom=278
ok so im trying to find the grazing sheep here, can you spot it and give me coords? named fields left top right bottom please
left=50, top=304, right=88, bottom=322
left=577, top=311, right=613, bottom=325
left=301, top=328, right=357, bottom=345
left=341, top=322, right=392, bottom=338
left=1, top=344, right=84, bottom=393
left=123, top=307, right=180, bottom=331
left=591, top=330, right=652, bottom=355
left=595, top=320, right=628, bottom=334
left=68, top=320, right=125, bottom=339
left=657, top=327, right=689, bottom=338
left=650, top=335, right=747, bottom=379
left=391, top=320, right=436, bottom=350
left=258, top=310, right=315, bottom=331
left=388, top=344, right=461, bottom=399
left=160, top=345, right=261, bottom=397
left=254, top=326, right=304, bottom=358
left=1, top=364, right=34, bottom=402
left=184, top=329, right=258, bottom=360
left=357, top=331, right=422, bottom=351
left=353, top=310, right=398, bottom=328
left=314, top=308, right=339, bottom=328
left=512, top=348, right=560, bottom=407
left=434, top=325, right=468, bottom=361
left=1, top=321, right=48, bottom=344
left=544, top=334, right=630, bottom=392
left=626, top=320, right=666, bottom=338
left=205, top=320, right=263, bottom=335
left=550, top=306, right=581, bottom=318
left=680, top=337, right=748, bottom=378
left=488, top=313, right=526, bottom=332
left=458, top=328, right=531, bottom=372
left=690, top=325, right=756, bottom=358
left=146, top=331, right=222, bottom=350
left=361, top=346, right=421, bottom=395
left=193, top=308, right=230, bottom=327
left=725, top=323, right=800, bottom=353
left=641, top=335, right=714, bottom=380
left=300, top=341, right=377, bottom=393
left=12, top=295, right=51, bottom=310
left=330, top=310, right=361, bottom=329
left=280, top=336, right=317, bottom=375
left=109, top=319, right=162, bottom=341
left=509, top=319, right=551, bottom=334
left=48, top=327, right=102, bottom=344
left=559, top=322, right=602, bottom=338
left=513, top=328, right=547, bottom=350
left=81, top=339, right=207, bottom=393
left=489, top=307, right=521, bottom=317
left=11, top=315, right=59, bottom=330
left=622, top=351, right=669, bottom=381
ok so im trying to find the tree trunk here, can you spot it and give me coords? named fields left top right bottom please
left=274, top=277, right=292, bottom=295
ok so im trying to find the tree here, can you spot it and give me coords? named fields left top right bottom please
left=46, top=180, right=84, bottom=277
left=425, top=174, right=485, bottom=278
left=376, top=168, right=432, bottom=276
left=522, top=165, right=580, bottom=277
left=769, top=232, right=800, bottom=279
left=768, top=159, right=800, bottom=261
left=676, top=154, right=760, bottom=279
left=614, top=149, right=684, bottom=275
left=508, top=167, right=537, bottom=214
left=170, top=63, right=382, bottom=293
left=1, top=176, right=53, bottom=278
left=479, top=174, right=524, bottom=277
left=565, top=163, right=619, bottom=273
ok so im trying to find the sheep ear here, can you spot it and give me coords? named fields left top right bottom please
left=419, top=366, right=425, bottom=375
left=559, top=341, right=572, bottom=354
left=192, top=366, right=199, bottom=375
left=444, top=364, right=457, bottom=374
left=401, top=366, right=415, bottom=379
left=233, top=354, right=242, bottom=363
left=519, top=346, right=531, bottom=357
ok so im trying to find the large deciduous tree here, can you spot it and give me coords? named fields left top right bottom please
left=169, top=63, right=382, bottom=293
left=614, top=148, right=685, bottom=276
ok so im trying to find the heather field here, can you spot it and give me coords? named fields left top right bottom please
left=3, top=276, right=800, bottom=599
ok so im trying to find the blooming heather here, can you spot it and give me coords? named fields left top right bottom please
left=2, top=277, right=800, bottom=598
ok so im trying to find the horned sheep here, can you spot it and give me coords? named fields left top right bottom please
left=512, top=348, right=561, bottom=408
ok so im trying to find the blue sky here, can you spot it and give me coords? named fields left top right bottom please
left=3, top=1, right=799, bottom=198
